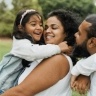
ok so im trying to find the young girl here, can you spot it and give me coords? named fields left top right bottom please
left=0, top=9, right=69, bottom=93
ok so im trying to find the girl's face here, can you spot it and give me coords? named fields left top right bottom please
left=24, top=14, right=43, bottom=43
left=44, top=16, right=66, bottom=44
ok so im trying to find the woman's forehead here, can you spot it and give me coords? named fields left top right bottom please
left=46, top=16, right=62, bottom=25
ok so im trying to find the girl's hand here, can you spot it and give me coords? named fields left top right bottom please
left=72, top=75, right=90, bottom=94
left=70, top=75, right=78, bottom=89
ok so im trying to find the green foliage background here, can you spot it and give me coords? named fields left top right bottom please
left=0, top=1, right=92, bottom=95
left=0, top=0, right=96, bottom=37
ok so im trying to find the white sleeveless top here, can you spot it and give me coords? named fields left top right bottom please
left=18, top=54, right=73, bottom=96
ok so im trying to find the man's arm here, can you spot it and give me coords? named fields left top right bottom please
left=71, top=53, right=96, bottom=77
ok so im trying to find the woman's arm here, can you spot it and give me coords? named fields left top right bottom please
left=0, top=54, right=69, bottom=96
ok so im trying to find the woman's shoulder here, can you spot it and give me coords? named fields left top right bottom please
left=48, top=54, right=70, bottom=63
left=42, top=54, right=69, bottom=66
left=38, top=54, right=70, bottom=80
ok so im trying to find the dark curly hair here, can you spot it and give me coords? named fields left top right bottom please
left=47, top=9, right=81, bottom=46
left=46, top=9, right=81, bottom=65
left=85, top=14, right=96, bottom=39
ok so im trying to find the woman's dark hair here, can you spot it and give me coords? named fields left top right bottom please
left=12, top=9, right=44, bottom=44
left=47, top=9, right=81, bottom=46
left=47, top=9, right=81, bottom=65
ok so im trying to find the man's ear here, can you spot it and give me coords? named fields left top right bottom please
left=88, top=37, right=96, bottom=48
left=18, top=25, right=24, bottom=32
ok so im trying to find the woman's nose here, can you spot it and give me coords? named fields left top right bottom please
left=45, top=28, right=51, bottom=33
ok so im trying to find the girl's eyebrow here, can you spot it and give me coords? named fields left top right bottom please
left=29, top=21, right=36, bottom=22
left=28, top=21, right=36, bottom=24
left=29, top=19, right=42, bottom=23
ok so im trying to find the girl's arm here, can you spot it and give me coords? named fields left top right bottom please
left=10, top=38, right=69, bottom=61
left=0, top=54, right=69, bottom=96
left=72, top=75, right=90, bottom=94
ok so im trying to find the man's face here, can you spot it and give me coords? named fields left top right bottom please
left=75, top=20, right=91, bottom=46
left=73, top=20, right=92, bottom=57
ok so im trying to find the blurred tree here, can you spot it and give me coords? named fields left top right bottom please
left=0, top=0, right=96, bottom=37
left=0, top=0, right=7, bottom=13
left=0, top=0, right=42, bottom=37
left=0, top=13, right=14, bottom=37
left=11, top=0, right=42, bottom=15
left=0, top=0, right=13, bottom=37
left=38, top=0, right=96, bottom=19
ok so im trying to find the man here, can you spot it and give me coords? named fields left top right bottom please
left=71, top=14, right=96, bottom=96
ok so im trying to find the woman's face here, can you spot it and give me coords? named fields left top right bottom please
left=44, top=16, right=66, bottom=44
left=25, top=14, right=43, bottom=43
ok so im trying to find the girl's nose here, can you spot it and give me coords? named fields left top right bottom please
left=36, top=24, right=42, bottom=29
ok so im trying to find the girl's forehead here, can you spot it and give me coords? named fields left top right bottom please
left=29, top=14, right=42, bottom=21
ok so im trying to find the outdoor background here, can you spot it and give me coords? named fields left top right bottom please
left=0, top=0, right=96, bottom=95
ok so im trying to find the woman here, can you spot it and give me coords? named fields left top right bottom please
left=0, top=9, right=80, bottom=96
left=0, top=9, right=69, bottom=93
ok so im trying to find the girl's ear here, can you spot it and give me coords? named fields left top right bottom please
left=88, top=37, right=96, bottom=48
left=18, top=25, right=24, bottom=32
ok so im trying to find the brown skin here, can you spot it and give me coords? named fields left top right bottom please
left=75, top=20, right=96, bottom=55
left=1, top=20, right=92, bottom=96
left=0, top=14, right=71, bottom=96
left=71, top=75, right=90, bottom=94
left=0, top=54, right=69, bottom=96
left=71, top=20, right=96, bottom=94
left=1, top=13, right=92, bottom=96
